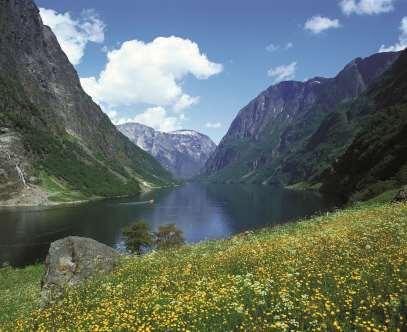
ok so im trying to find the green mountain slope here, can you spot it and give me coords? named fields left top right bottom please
left=0, top=0, right=174, bottom=203
left=203, top=52, right=400, bottom=189
left=321, top=50, right=407, bottom=202
left=203, top=49, right=407, bottom=203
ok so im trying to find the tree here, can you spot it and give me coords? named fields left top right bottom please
left=122, top=221, right=153, bottom=255
left=154, top=224, right=185, bottom=250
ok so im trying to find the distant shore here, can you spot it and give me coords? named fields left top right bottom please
left=0, top=183, right=177, bottom=209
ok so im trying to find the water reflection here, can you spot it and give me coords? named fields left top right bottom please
left=0, top=183, right=334, bottom=266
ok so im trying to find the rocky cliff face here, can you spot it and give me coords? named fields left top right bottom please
left=0, top=128, right=29, bottom=200
left=118, top=123, right=216, bottom=179
left=0, top=0, right=173, bottom=204
left=203, top=51, right=400, bottom=185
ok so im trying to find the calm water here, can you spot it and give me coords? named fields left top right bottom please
left=0, top=183, right=335, bottom=267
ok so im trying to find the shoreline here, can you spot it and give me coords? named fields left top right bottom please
left=0, top=183, right=178, bottom=210
left=2, top=202, right=406, bottom=329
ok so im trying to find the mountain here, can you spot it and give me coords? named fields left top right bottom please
left=203, top=51, right=401, bottom=190
left=0, top=0, right=174, bottom=205
left=117, top=123, right=216, bottom=179
left=321, top=49, right=407, bottom=202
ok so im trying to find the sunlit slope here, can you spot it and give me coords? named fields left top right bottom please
left=7, top=203, right=406, bottom=331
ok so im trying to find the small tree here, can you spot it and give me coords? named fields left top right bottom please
left=122, top=221, right=153, bottom=255
left=154, top=224, right=185, bottom=250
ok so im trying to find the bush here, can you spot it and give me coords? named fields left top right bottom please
left=154, top=224, right=185, bottom=250
left=122, top=221, right=153, bottom=255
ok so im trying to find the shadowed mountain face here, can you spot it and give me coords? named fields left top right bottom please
left=118, top=123, right=216, bottom=179
left=0, top=0, right=174, bottom=202
left=320, top=49, right=407, bottom=202
left=203, top=51, right=401, bottom=188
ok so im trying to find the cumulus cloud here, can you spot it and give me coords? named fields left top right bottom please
left=267, top=62, right=297, bottom=83
left=173, top=95, right=200, bottom=113
left=266, top=42, right=293, bottom=53
left=379, top=17, right=407, bottom=52
left=116, top=107, right=182, bottom=132
left=205, top=122, right=222, bottom=129
left=304, top=16, right=341, bottom=34
left=80, top=36, right=222, bottom=125
left=340, top=0, right=395, bottom=15
left=39, top=8, right=105, bottom=65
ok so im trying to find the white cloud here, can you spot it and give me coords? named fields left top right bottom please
left=80, top=36, right=222, bottom=124
left=173, top=94, right=200, bottom=113
left=266, top=42, right=293, bottom=52
left=267, top=62, right=297, bottom=83
left=379, top=17, right=407, bottom=52
left=340, top=0, right=395, bottom=15
left=304, top=16, right=341, bottom=34
left=116, top=107, right=182, bottom=132
left=205, top=122, right=222, bottom=129
left=39, top=8, right=105, bottom=65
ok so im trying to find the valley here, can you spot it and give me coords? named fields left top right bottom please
left=1, top=0, right=407, bottom=330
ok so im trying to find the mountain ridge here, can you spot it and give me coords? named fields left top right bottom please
left=118, top=122, right=216, bottom=179
left=203, top=51, right=401, bottom=189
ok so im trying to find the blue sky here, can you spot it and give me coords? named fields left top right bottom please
left=35, top=0, right=407, bottom=143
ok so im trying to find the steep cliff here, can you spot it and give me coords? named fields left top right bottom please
left=118, top=123, right=216, bottom=179
left=203, top=51, right=400, bottom=186
left=0, top=0, right=174, bottom=204
left=321, top=49, right=407, bottom=202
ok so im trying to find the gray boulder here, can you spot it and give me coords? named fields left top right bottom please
left=41, top=236, right=120, bottom=306
left=393, top=186, right=407, bottom=202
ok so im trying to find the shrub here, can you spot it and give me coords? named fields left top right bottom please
left=154, top=224, right=185, bottom=250
left=122, top=221, right=153, bottom=255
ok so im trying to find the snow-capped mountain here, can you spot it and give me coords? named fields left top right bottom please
left=117, top=123, right=217, bottom=179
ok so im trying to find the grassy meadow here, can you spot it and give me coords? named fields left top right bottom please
left=1, top=203, right=406, bottom=331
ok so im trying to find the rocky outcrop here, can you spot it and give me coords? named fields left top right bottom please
left=41, top=237, right=120, bottom=306
left=0, top=128, right=29, bottom=199
left=203, top=51, right=401, bottom=185
left=118, top=123, right=216, bottom=179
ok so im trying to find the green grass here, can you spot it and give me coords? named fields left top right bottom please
left=1, top=203, right=407, bottom=331
left=0, top=265, right=43, bottom=324
left=38, top=171, right=89, bottom=202
left=355, top=188, right=400, bottom=208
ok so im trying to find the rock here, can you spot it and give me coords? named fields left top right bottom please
left=41, top=236, right=120, bottom=306
left=393, top=186, right=407, bottom=202
left=0, top=130, right=30, bottom=200
left=28, top=176, right=40, bottom=185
